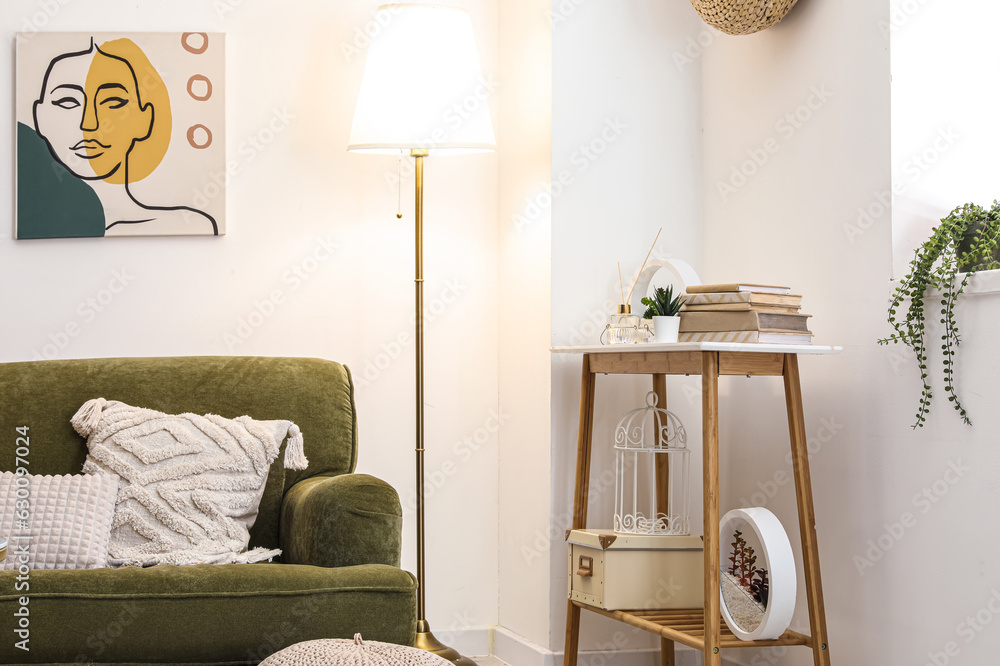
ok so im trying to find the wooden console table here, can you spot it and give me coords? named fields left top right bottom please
left=552, top=342, right=841, bottom=666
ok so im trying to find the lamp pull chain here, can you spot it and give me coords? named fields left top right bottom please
left=396, top=152, right=404, bottom=219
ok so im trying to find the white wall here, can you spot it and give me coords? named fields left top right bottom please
left=890, top=0, right=1000, bottom=276
left=702, top=0, right=1000, bottom=664
left=497, top=0, right=553, bottom=654
left=10, top=1, right=996, bottom=664
left=0, top=0, right=499, bottom=653
left=550, top=0, right=704, bottom=659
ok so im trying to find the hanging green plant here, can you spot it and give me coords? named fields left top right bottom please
left=878, top=201, right=1000, bottom=428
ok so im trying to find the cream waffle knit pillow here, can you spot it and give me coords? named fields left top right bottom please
left=73, top=398, right=308, bottom=567
left=0, top=472, right=119, bottom=570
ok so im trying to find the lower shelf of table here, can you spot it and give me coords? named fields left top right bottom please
left=574, top=602, right=813, bottom=652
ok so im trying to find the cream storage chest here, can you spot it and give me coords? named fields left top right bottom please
left=567, top=529, right=704, bottom=610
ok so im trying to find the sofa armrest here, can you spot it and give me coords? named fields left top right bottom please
left=280, top=474, right=403, bottom=568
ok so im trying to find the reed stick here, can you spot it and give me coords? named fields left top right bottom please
left=618, top=262, right=625, bottom=305
left=625, top=227, right=662, bottom=306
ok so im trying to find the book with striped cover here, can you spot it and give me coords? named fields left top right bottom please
left=686, top=283, right=790, bottom=294
left=684, top=292, right=802, bottom=307
left=681, top=302, right=799, bottom=313
left=678, top=330, right=813, bottom=345
left=679, top=311, right=812, bottom=333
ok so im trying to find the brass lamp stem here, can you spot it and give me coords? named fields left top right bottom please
left=410, top=149, right=475, bottom=666
left=414, top=150, right=427, bottom=623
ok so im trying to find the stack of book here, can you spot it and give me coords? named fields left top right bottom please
left=678, top=283, right=812, bottom=345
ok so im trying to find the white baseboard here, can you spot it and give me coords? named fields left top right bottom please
left=438, top=626, right=493, bottom=658
left=492, top=626, right=723, bottom=666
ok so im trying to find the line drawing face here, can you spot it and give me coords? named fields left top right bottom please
left=34, top=44, right=154, bottom=182
left=25, top=37, right=218, bottom=236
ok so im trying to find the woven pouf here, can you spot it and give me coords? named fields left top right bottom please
left=689, top=0, right=799, bottom=36
left=260, top=635, right=454, bottom=666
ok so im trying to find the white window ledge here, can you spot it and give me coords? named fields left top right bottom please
left=890, top=269, right=1000, bottom=296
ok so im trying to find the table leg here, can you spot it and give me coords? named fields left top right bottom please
left=572, top=354, right=597, bottom=530
left=653, top=374, right=670, bottom=520
left=565, top=355, right=597, bottom=666
left=702, top=353, right=721, bottom=666
left=782, top=354, right=831, bottom=666
left=565, top=602, right=581, bottom=666
left=660, top=637, right=676, bottom=666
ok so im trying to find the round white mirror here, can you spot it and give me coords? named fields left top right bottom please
left=719, top=507, right=796, bottom=640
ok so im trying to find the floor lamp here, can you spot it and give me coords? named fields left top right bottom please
left=347, top=5, right=495, bottom=666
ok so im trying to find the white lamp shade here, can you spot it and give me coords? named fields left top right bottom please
left=348, top=3, right=496, bottom=155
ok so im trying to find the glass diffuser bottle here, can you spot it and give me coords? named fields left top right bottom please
left=604, top=304, right=640, bottom=345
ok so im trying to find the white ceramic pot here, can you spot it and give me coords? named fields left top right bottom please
left=652, top=315, right=680, bottom=343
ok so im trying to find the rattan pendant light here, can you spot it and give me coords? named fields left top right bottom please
left=689, top=0, right=800, bottom=35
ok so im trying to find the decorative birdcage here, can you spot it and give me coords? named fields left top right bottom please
left=613, top=392, right=690, bottom=535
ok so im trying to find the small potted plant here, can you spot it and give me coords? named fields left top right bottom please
left=642, top=285, right=686, bottom=343
left=879, top=201, right=1000, bottom=427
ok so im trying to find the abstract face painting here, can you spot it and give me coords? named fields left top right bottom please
left=16, top=33, right=226, bottom=238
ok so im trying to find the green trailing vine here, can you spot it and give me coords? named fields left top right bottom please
left=878, top=201, right=1000, bottom=428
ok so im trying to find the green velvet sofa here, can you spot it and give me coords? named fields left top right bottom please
left=0, top=356, right=417, bottom=665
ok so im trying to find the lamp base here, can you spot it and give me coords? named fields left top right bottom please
left=415, top=620, right=477, bottom=666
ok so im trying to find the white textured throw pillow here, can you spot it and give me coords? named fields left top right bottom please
left=0, top=472, right=119, bottom=570
left=73, top=398, right=308, bottom=567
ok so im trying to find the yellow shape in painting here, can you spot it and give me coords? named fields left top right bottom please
left=83, top=39, right=171, bottom=184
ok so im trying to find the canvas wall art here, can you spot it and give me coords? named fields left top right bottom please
left=15, top=32, right=226, bottom=238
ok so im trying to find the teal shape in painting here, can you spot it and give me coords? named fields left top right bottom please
left=16, top=121, right=105, bottom=239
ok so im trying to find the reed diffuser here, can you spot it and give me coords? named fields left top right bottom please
left=603, top=229, right=661, bottom=345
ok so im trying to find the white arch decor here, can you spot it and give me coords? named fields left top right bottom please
left=627, top=258, right=701, bottom=316
left=719, top=507, right=796, bottom=641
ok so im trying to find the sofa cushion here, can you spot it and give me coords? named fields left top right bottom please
left=0, top=563, right=418, bottom=664
left=0, top=357, right=360, bottom=552
left=74, top=398, right=308, bottom=567
left=0, top=472, right=119, bottom=570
